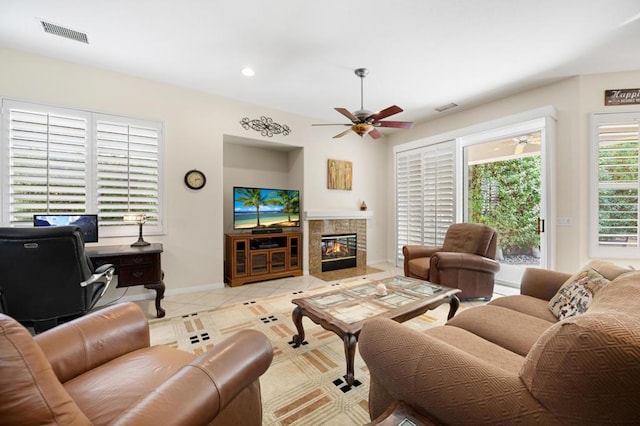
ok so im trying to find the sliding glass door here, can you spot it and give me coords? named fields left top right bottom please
left=395, top=114, right=553, bottom=287
left=462, top=122, right=549, bottom=287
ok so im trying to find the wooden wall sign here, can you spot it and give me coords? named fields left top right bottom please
left=605, top=88, right=640, bottom=106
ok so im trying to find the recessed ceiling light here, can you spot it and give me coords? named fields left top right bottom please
left=241, top=67, right=255, bottom=77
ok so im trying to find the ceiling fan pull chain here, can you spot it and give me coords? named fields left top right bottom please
left=360, top=73, right=364, bottom=110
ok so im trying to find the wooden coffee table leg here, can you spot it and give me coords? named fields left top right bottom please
left=343, top=333, right=357, bottom=386
left=291, top=306, right=306, bottom=347
left=447, top=295, right=460, bottom=320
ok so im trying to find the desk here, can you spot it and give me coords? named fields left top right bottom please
left=86, top=243, right=165, bottom=318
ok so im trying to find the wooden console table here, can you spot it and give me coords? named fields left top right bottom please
left=86, top=243, right=165, bottom=318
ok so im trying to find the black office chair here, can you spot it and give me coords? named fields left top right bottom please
left=0, top=226, right=114, bottom=332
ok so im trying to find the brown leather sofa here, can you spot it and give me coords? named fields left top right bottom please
left=402, top=223, right=500, bottom=299
left=360, top=261, right=640, bottom=425
left=0, top=302, right=273, bottom=425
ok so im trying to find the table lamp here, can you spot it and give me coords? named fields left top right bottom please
left=124, top=214, right=150, bottom=247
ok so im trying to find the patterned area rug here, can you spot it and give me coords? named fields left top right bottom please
left=149, top=277, right=466, bottom=425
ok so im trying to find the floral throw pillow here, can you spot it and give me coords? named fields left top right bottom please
left=548, top=268, right=610, bottom=320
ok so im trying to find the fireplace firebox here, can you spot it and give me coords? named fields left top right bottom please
left=321, top=233, right=357, bottom=272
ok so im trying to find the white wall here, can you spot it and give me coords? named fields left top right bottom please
left=0, top=47, right=388, bottom=300
left=387, top=71, right=640, bottom=273
left=10, top=45, right=633, bottom=292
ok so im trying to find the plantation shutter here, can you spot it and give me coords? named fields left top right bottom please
left=396, top=149, right=423, bottom=261
left=2, top=99, right=164, bottom=237
left=395, top=141, right=455, bottom=265
left=423, top=144, right=455, bottom=245
left=95, top=115, right=161, bottom=230
left=3, top=101, right=89, bottom=225
left=593, top=113, right=640, bottom=253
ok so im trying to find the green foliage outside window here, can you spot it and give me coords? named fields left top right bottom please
left=597, top=140, right=638, bottom=242
left=469, top=156, right=541, bottom=256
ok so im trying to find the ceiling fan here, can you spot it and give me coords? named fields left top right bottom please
left=312, top=68, right=414, bottom=140
left=511, top=134, right=541, bottom=155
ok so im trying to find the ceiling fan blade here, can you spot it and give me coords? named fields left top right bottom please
left=333, top=129, right=353, bottom=138
left=377, top=120, right=414, bottom=129
left=368, top=105, right=403, bottom=122
left=335, top=107, right=358, bottom=123
left=312, top=123, right=352, bottom=126
left=368, top=128, right=383, bottom=139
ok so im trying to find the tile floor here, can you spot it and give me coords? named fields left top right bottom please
left=132, top=263, right=520, bottom=320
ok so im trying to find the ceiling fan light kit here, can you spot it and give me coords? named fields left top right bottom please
left=312, top=67, right=414, bottom=140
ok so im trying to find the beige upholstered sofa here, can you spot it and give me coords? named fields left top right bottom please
left=0, top=302, right=273, bottom=425
left=359, top=261, right=640, bottom=425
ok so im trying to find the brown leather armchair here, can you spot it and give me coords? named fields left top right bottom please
left=0, top=302, right=273, bottom=425
left=402, top=223, right=500, bottom=299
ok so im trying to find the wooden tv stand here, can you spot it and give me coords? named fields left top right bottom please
left=225, top=231, right=302, bottom=287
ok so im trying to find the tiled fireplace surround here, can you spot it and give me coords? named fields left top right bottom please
left=308, top=219, right=367, bottom=276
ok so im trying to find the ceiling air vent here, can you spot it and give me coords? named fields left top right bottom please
left=435, top=102, right=458, bottom=112
left=41, top=20, right=88, bottom=44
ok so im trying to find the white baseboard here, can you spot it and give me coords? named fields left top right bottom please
left=368, top=259, right=394, bottom=266
left=97, top=281, right=226, bottom=306
left=163, top=281, right=226, bottom=296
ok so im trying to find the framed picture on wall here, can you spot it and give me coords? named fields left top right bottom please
left=327, top=159, right=352, bottom=190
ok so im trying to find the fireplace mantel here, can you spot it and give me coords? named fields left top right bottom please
left=304, top=210, right=373, bottom=220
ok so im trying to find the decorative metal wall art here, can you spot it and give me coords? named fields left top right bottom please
left=239, top=116, right=291, bottom=137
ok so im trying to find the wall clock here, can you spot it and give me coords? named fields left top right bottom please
left=184, top=169, right=206, bottom=190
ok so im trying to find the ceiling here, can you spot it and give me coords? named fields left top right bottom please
left=2, top=0, right=640, bottom=134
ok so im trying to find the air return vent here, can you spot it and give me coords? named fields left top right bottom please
left=41, top=20, right=88, bottom=44
left=435, top=102, right=458, bottom=112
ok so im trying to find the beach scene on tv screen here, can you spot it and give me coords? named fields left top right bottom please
left=234, top=187, right=300, bottom=229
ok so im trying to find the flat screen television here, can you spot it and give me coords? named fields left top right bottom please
left=233, top=187, right=300, bottom=230
left=33, top=214, right=99, bottom=243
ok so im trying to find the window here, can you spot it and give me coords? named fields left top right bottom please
left=1, top=99, right=163, bottom=237
left=590, top=112, right=640, bottom=258
left=395, top=140, right=455, bottom=264
left=94, top=116, right=161, bottom=229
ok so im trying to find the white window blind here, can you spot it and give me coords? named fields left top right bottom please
left=95, top=116, right=160, bottom=230
left=396, top=141, right=455, bottom=264
left=590, top=112, right=640, bottom=258
left=1, top=99, right=164, bottom=236
left=3, top=102, right=90, bottom=225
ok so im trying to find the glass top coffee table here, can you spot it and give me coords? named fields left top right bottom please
left=291, top=275, right=461, bottom=385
